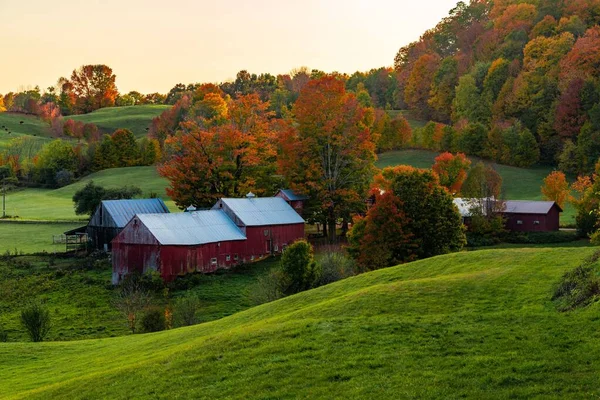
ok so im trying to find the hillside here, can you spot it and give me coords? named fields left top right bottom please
left=66, top=105, right=170, bottom=138
left=0, top=112, right=53, bottom=151
left=1, top=247, right=599, bottom=398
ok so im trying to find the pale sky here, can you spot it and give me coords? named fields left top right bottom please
left=0, top=0, right=459, bottom=95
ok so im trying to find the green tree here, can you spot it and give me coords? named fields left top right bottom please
left=93, top=135, right=118, bottom=171
left=280, top=240, right=320, bottom=295
left=112, top=129, right=140, bottom=167
left=34, top=140, right=77, bottom=186
left=72, top=181, right=142, bottom=216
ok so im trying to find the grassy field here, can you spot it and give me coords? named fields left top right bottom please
left=67, top=105, right=170, bottom=138
left=0, top=255, right=279, bottom=342
left=376, top=149, right=577, bottom=225
left=0, top=112, right=53, bottom=151
left=0, top=222, right=84, bottom=254
left=1, top=247, right=599, bottom=398
left=2, top=166, right=176, bottom=221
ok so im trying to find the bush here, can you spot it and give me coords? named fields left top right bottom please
left=250, top=268, right=286, bottom=305
left=20, top=302, right=51, bottom=342
left=553, top=252, right=600, bottom=311
left=173, top=295, right=201, bottom=327
left=315, top=252, right=356, bottom=286
left=280, top=240, right=320, bottom=295
left=503, top=231, right=580, bottom=244
left=55, top=169, right=74, bottom=187
left=140, top=308, right=166, bottom=333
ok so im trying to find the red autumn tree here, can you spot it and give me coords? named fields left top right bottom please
left=432, top=152, right=472, bottom=194
left=69, top=65, right=118, bottom=113
left=560, top=26, right=600, bottom=85
left=541, top=170, right=570, bottom=209
left=159, top=94, right=277, bottom=208
left=554, top=78, right=587, bottom=139
left=279, top=75, right=376, bottom=243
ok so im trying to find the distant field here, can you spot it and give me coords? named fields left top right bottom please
left=67, top=105, right=170, bottom=138
left=0, top=222, right=83, bottom=253
left=387, top=109, right=428, bottom=129
left=1, top=247, right=599, bottom=398
left=3, top=166, right=177, bottom=221
left=376, top=149, right=576, bottom=225
left=0, top=112, right=53, bottom=151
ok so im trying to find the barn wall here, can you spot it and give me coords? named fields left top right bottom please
left=88, top=226, right=122, bottom=251
left=112, top=243, right=160, bottom=284
left=503, top=212, right=559, bottom=232
left=243, top=224, right=305, bottom=261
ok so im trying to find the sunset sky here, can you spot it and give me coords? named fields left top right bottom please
left=0, top=0, right=459, bottom=95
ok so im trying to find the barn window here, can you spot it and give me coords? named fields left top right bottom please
left=234, top=254, right=239, bottom=261
left=226, top=255, right=231, bottom=261
left=534, top=220, right=540, bottom=225
left=274, top=244, right=279, bottom=252
left=517, top=220, right=523, bottom=225
left=264, top=229, right=270, bottom=236
left=251, top=255, right=255, bottom=261
left=210, top=258, right=217, bottom=265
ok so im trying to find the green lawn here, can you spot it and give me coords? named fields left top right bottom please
left=0, top=222, right=84, bottom=254
left=66, top=105, right=170, bottom=138
left=1, top=247, right=599, bottom=398
left=3, top=166, right=177, bottom=221
left=377, top=149, right=576, bottom=225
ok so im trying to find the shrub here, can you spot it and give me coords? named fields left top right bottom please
left=250, top=268, right=286, bottom=305
left=504, top=231, right=580, bottom=244
left=141, top=308, right=167, bottom=333
left=55, top=169, right=74, bottom=187
left=280, top=240, right=320, bottom=295
left=173, top=295, right=201, bottom=327
left=315, top=252, right=356, bottom=286
left=553, top=251, right=600, bottom=311
left=20, top=302, right=51, bottom=342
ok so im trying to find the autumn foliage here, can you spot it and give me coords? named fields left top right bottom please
left=432, top=152, right=471, bottom=194
left=541, top=171, right=570, bottom=209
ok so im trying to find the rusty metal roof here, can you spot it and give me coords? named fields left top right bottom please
left=214, top=197, right=305, bottom=227
left=136, top=210, right=246, bottom=245
left=93, top=198, right=170, bottom=228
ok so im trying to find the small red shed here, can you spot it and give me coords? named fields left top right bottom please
left=112, top=210, right=246, bottom=284
left=502, top=200, right=562, bottom=232
left=275, top=189, right=308, bottom=216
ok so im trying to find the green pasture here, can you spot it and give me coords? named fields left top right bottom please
left=2, top=166, right=177, bottom=221
left=66, top=105, right=170, bottom=138
left=0, top=112, right=53, bottom=152
left=0, top=222, right=83, bottom=254
left=1, top=247, right=599, bottom=398
left=376, top=149, right=577, bottom=225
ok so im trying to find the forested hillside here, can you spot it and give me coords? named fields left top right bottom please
left=393, top=0, right=600, bottom=172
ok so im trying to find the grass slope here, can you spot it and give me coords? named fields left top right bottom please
left=1, top=248, right=599, bottom=398
left=67, top=105, right=170, bottom=138
left=0, top=222, right=84, bottom=253
left=0, top=112, right=53, bottom=151
left=3, top=166, right=175, bottom=222
left=377, top=149, right=576, bottom=225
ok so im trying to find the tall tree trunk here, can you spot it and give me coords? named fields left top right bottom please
left=327, top=206, right=337, bottom=244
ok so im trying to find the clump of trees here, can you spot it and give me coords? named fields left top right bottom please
left=348, top=166, right=466, bottom=271
left=72, top=181, right=142, bottom=216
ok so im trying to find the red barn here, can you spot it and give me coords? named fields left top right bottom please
left=275, top=189, right=308, bottom=216
left=502, top=200, right=562, bottom=232
left=112, top=195, right=305, bottom=284
left=213, top=194, right=305, bottom=257
left=112, top=210, right=246, bottom=284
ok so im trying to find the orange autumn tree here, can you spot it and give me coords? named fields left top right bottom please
left=541, top=170, right=570, bottom=209
left=279, top=75, right=376, bottom=243
left=159, top=94, right=277, bottom=208
left=432, top=152, right=471, bottom=194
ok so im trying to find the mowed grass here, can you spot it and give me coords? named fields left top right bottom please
left=0, top=112, right=53, bottom=151
left=377, top=149, right=576, bottom=225
left=0, top=222, right=84, bottom=253
left=3, top=166, right=177, bottom=221
left=1, top=247, right=599, bottom=398
left=66, top=105, right=170, bottom=138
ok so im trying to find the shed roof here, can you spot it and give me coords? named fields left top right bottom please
left=503, top=200, right=562, bottom=215
left=277, top=189, right=309, bottom=201
left=99, top=198, right=170, bottom=228
left=136, top=210, right=246, bottom=245
left=215, top=197, right=305, bottom=226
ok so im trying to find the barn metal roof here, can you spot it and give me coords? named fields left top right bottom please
left=136, top=210, right=246, bottom=245
left=101, top=198, right=170, bottom=227
left=503, top=200, right=562, bottom=214
left=277, top=189, right=309, bottom=201
left=216, top=197, right=305, bottom=226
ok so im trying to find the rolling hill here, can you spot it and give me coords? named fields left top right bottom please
left=66, top=105, right=170, bottom=138
left=0, top=112, right=54, bottom=152
left=0, top=247, right=598, bottom=398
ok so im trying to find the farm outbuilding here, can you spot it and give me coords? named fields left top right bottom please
left=275, top=189, right=308, bottom=216
left=502, top=200, right=562, bottom=232
left=87, top=198, right=170, bottom=251
left=112, top=195, right=305, bottom=283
